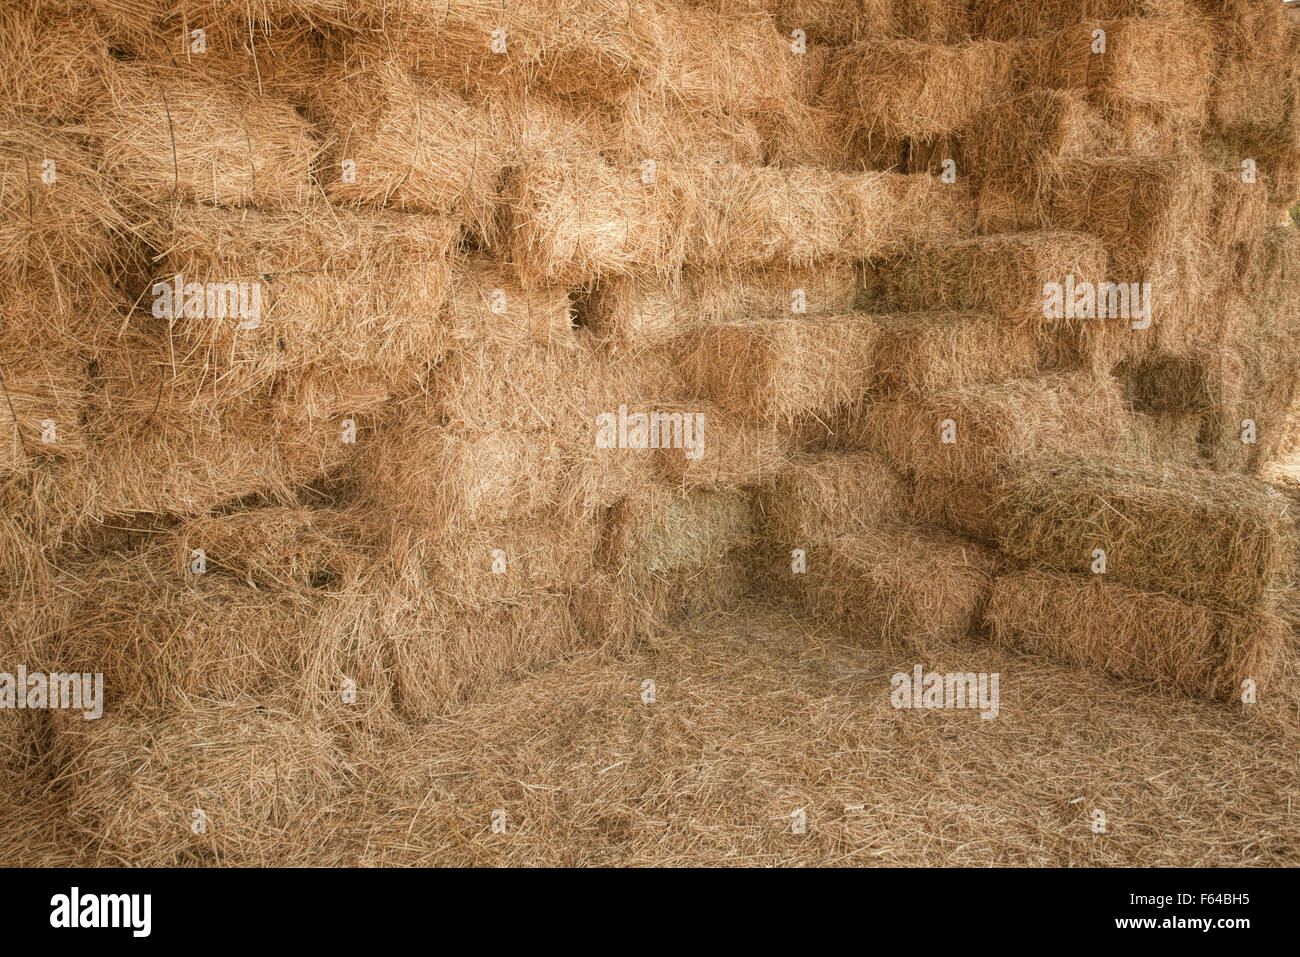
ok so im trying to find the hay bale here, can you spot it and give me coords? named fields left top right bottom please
left=1014, top=17, right=1215, bottom=120
left=656, top=6, right=795, bottom=115
left=869, top=232, right=1111, bottom=368
left=965, top=90, right=1109, bottom=203
left=0, top=318, right=90, bottom=475
left=48, top=515, right=388, bottom=715
left=83, top=329, right=380, bottom=518
left=381, top=588, right=585, bottom=721
left=970, top=0, right=1188, bottom=40
left=448, top=255, right=575, bottom=347
left=1122, top=410, right=1207, bottom=468
left=869, top=311, right=1041, bottom=393
left=987, top=568, right=1286, bottom=700
left=675, top=315, right=876, bottom=423
left=361, top=415, right=570, bottom=537
left=601, top=88, right=764, bottom=167
left=687, top=165, right=970, bottom=269
left=755, top=451, right=909, bottom=545
left=89, top=60, right=319, bottom=207
left=908, top=474, right=1003, bottom=544
left=998, top=458, right=1289, bottom=610
left=580, top=263, right=857, bottom=344
left=851, top=372, right=1129, bottom=486
left=150, top=205, right=458, bottom=390
left=650, top=405, right=787, bottom=490
left=1195, top=0, right=1298, bottom=136
left=58, top=700, right=349, bottom=865
left=428, top=336, right=597, bottom=435
left=1236, top=228, right=1300, bottom=473
left=0, top=5, right=117, bottom=123
left=313, top=59, right=506, bottom=236
left=385, top=515, right=600, bottom=608
left=806, top=527, right=996, bottom=650
left=503, top=153, right=690, bottom=286
left=599, top=486, right=756, bottom=576
left=822, top=39, right=1017, bottom=139
left=95, top=4, right=324, bottom=103
left=357, top=0, right=670, bottom=104
left=0, top=121, right=126, bottom=300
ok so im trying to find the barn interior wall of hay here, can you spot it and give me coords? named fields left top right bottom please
left=2, top=0, right=1300, bottom=866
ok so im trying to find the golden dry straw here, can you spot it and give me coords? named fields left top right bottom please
left=998, top=457, right=1290, bottom=610
left=987, top=567, right=1286, bottom=701
left=755, top=451, right=909, bottom=546
left=851, top=372, right=1129, bottom=487
left=804, top=526, right=996, bottom=651
left=580, top=262, right=857, bottom=344
left=1014, top=17, right=1215, bottom=120
left=149, top=204, right=458, bottom=390
left=676, top=315, right=876, bottom=423
left=88, top=59, right=319, bottom=207
left=822, top=38, right=1017, bottom=139
left=57, top=699, right=351, bottom=866
left=312, top=57, right=506, bottom=237
left=868, top=232, right=1111, bottom=368
left=0, top=5, right=118, bottom=124
left=969, top=0, right=1188, bottom=41
left=650, top=404, right=787, bottom=490
left=869, top=311, right=1041, bottom=393
left=381, top=587, right=585, bottom=721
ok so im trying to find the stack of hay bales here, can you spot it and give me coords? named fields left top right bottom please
left=1, top=0, right=1298, bottom=864
left=750, top=0, right=1300, bottom=700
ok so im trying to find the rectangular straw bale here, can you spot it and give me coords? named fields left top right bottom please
left=1195, top=0, right=1297, bottom=134
left=581, top=263, right=857, bottom=343
left=503, top=153, right=690, bottom=286
left=675, top=315, right=876, bottom=423
left=151, top=205, right=458, bottom=390
left=361, top=415, right=568, bottom=536
left=0, top=6, right=117, bottom=124
left=987, top=567, right=1287, bottom=700
left=1014, top=17, right=1215, bottom=119
left=822, top=39, right=1017, bottom=139
left=908, top=473, right=1003, bottom=544
left=656, top=6, right=794, bottom=115
left=385, top=514, right=600, bottom=608
left=88, top=60, right=319, bottom=207
left=1121, top=410, right=1207, bottom=468
left=448, top=255, right=574, bottom=347
left=869, top=232, right=1110, bottom=368
left=0, top=323, right=90, bottom=475
left=313, top=60, right=506, bottom=237
left=806, top=526, right=996, bottom=651
left=57, top=700, right=349, bottom=866
left=97, top=7, right=324, bottom=105
left=49, top=552, right=385, bottom=715
left=754, top=451, right=910, bottom=546
left=649, top=405, right=786, bottom=490
left=381, top=587, right=584, bottom=721
left=969, top=0, right=1188, bottom=40
left=964, top=90, right=1109, bottom=200
left=82, top=331, right=304, bottom=518
left=599, top=486, right=756, bottom=576
left=0, top=122, right=127, bottom=300
left=869, top=311, right=1041, bottom=393
left=999, top=458, right=1290, bottom=609
left=681, top=1, right=894, bottom=45
left=427, top=336, right=595, bottom=436
left=688, top=165, right=971, bottom=269
left=853, top=372, right=1129, bottom=486
left=171, top=505, right=373, bottom=590
left=602, top=87, right=764, bottom=167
